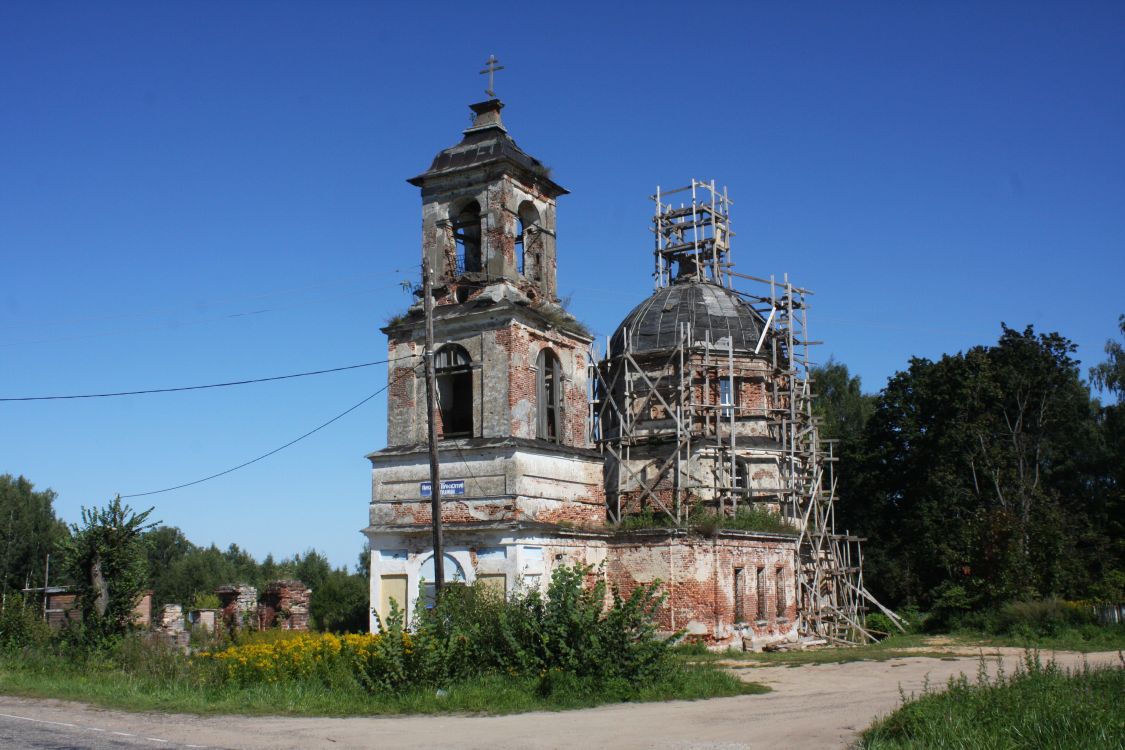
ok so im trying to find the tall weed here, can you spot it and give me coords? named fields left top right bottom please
left=860, top=651, right=1125, bottom=749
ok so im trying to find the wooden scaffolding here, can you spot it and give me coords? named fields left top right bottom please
left=589, top=180, right=902, bottom=643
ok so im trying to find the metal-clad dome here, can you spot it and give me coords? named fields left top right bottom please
left=610, top=280, right=765, bottom=356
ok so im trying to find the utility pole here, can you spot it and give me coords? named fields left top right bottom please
left=42, top=553, right=50, bottom=622
left=422, top=261, right=445, bottom=596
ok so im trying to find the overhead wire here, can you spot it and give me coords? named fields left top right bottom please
left=0, top=357, right=410, bottom=402
left=119, top=363, right=421, bottom=499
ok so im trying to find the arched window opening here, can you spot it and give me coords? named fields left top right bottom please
left=435, top=344, right=473, bottom=438
left=536, top=348, right=562, bottom=442
left=516, top=202, right=540, bottom=279
left=419, top=554, right=466, bottom=609
left=453, top=201, right=482, bottom=273
left=755, top=566, right=766, bottom=620
left=515, top=217, right=525, bottom=275
left=775, top=567, right=787, bottom=618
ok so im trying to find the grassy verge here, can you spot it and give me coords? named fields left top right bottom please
left=677, top=626, right=1125, bottom=668
left=951, top=623, right=1125, bottom=653
left=858, top=653, right=1125, bottom=749
left=0, top=663, right=763, bottom=716
left=0, top=650, right=764, bottom=716
left=677, top=634, right=951, bottom=667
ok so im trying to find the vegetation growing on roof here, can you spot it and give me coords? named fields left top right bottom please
left=532, top=296, right=592, bottom=338
left=614, top=504, right=796, bottom=536
left=384, top=309, right=413, bottom=328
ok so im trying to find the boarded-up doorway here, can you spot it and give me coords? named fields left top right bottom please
left=378, top=574, right=408, bottom=628
left=477, top=574, right=507, bottom=597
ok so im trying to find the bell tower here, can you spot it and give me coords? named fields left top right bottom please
left=366, top=93, right=608, bottom=629
left=381, top=96, right=591, bottom=450
left=407, top=98, right=565, bottom=303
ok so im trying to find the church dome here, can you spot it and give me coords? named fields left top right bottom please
left=610, top=279, right=766, bottom=357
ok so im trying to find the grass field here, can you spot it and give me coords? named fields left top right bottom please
left=858, top=653, right=1125, bottom=749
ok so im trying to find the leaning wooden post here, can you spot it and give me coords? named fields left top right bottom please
left=422, top=261, right=445, bottom=596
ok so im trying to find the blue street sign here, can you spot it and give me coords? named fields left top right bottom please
left=420, top=479, right=466, bottom=497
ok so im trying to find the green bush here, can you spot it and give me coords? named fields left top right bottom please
left=993, top=598, right=1094, bottom=637
left=190, top=592, right=220, bottom=610
left=924, top=582, right=976, bottom=631
left=865, top=612, right=896, bottom=638
left=405, top=564, right=672, bottom=692
left=0, top=599, right=51, bottom=651
left=243, top=564, right=675, bottom=696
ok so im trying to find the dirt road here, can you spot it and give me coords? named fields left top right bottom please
left=0, top=649, right=1117, bottom=750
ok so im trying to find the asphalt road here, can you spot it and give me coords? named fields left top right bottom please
left=0, top=708, right=191, bottom=749
left=0, top=648, right=1118, bottom=750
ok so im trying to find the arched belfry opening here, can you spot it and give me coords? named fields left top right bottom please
left=453, top=200, right=482, bottom=273
left=435, top=344, right=473, bottom=438
left=515, top=201, right=540, bottom=278
left=537, top=348, right=562, bottom=442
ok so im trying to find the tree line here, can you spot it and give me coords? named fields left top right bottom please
left=0, top=479, right=369, bottom=633
left=815, top=317, right=1124, bottom=623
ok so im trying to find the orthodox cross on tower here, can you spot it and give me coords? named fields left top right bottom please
left=479, top=54, right=504, bottom=98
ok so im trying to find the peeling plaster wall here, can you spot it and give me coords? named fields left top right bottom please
left=421, top=175, right=559, bottom=301
left=366, top=531, right=608, bottom=631
left=607, top=534, right=799, bottom=647
left=365, top=524, right=800, bottom=648
left=385, top=314, right=591, bottom=449
left=369, top=444, right=606, bottom=529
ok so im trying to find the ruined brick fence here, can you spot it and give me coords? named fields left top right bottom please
left=22, top=580, right=313, bottom=647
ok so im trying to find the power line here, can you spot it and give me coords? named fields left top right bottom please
left=0, top=357, right=410, bottom=402
left=120, top=365, right=420, bottom=499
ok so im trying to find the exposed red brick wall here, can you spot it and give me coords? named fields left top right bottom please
left=501, top=323, right=590, bottom=448
left=606, top=535, right=797, bottom=646
left=258, top=580, right=312, bottom=631
left=383, top=496, right=605, bottom=528
left=534, top=499, right=606, bottom=526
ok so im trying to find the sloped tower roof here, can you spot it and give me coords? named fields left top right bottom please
left=610, top=279, right=765, bottom=356
left=407, top=99, right=566, bottom=198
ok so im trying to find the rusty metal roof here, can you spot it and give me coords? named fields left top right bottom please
left=407, top=99, right=567, bottom=196
left=610, top=280, right=766, bottom=356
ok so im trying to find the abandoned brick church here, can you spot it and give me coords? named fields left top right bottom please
left=364, top=94, right=883, bottom=648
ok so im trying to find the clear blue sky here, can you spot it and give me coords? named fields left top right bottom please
left=2, top=2, right=1122, bottom=570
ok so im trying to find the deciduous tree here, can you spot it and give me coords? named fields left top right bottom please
left=61, top=496, right=155, bottom=636
left=0, top=474, right=67, bottom=598
left=841, top=325, right=1107, bottom=614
